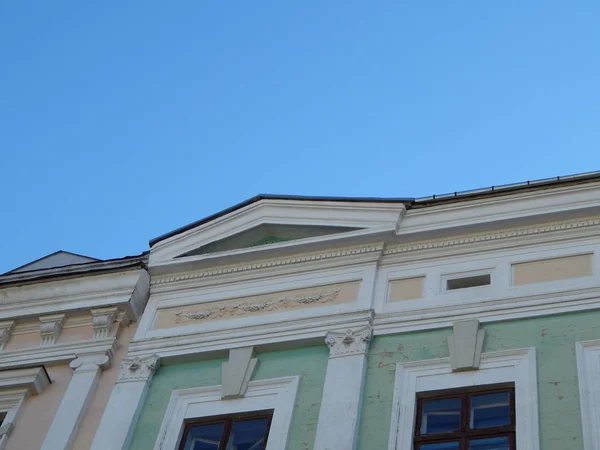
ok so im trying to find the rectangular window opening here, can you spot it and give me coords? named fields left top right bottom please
left=179, top=410, right=273, bottom=450
left=414, top=387, right=515, bottom=450
left=446, top=274, right=491, bottom=291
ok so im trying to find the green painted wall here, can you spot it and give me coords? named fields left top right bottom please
left=129, top=345, right=329, bottom=450
left=358, top=309, right=600, bottom=450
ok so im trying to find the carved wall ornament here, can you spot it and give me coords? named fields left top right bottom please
left=325, top=326, right=373, bottom=358
left=117, top=354, right=159, bottom=383
left=39, top=314, right=66, bottom=346
left=447, top=319, right=485, bottom=372
left=174, top=288, right=341, bottom=323
left=91, top=307, right=118, bottom=340
left=70, top=353, right=111, bottom=373
left=0, top=321, right=15, bottom=351
left=151, top=243, right=384, bottom=285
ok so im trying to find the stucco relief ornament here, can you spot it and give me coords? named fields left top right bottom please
left=174, top=288, right=341, bottom=323
left=117, top=354, right=159, bottom=383
left=325, top=326, right=373, bottom=358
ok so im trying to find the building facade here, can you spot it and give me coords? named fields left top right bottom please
left=0, top=252, right=149, bottom=450
left=5, top=173, right=600, bottom=450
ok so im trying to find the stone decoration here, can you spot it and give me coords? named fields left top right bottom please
left=117, top=355, right=159, bottom=383
left=39, top=314, right=66, bottom=346
left=0, top=321, right=15, bottom=351
left=221, top=347, right=258, bottom=399
left=447, top=319, right=485, bottom=372
left=174, top=288, right=341, bottom=322
left=70, top=354, right=111, bottom=373
left=91, top=307, right=118, bottom=340
left=325, top=326, right=373, bottom=358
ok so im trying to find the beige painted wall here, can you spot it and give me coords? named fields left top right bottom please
left=512, top=254, right=593, bottom=285
left=5, top=325, right=94, bottom=351
left=153, top=281, right=360, bottom=329
left=389, top=276, right=425, bottom=302
left=5, top=365, right=73, bottom=450
left=72, top=324, right=137, bottom=450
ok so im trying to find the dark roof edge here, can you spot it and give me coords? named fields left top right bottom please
left=149, top=194, right=413, bottom=247
left=0, top=253, right=148, bottom=287
left=5, top=250, right=101, bottom=274
left=413, top=170, right=600, bottom=206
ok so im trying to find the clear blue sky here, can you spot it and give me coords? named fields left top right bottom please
left=1, top=2, right=599, bottom=273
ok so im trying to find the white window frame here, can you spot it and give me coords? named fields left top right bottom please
left=153, top=376, right=299, bottom=450
left=576, top=339, right=600, bottom=450
left=388, top=347, right=539, bottom=450
left=0, top=367, right=50, bottom=450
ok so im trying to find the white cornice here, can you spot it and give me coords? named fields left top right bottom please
left=373, top=285, right=600, bottom=335
left=150, top=198, right=405, bottom=264
left=0, top=338, right=118, bottom=369
left=0, top=367, right=50, bottom=396
left=400, top=182, right=600, bottom=236
left=0, top=269, right=149, bottom=322
left=150, top=243, right=384, bottom=288
left=128, top=310, right=374, bottom=360
left=386, top=216, right=600, bottom=255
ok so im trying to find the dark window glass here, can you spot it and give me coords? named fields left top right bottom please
left=179, top=413, right=272, bottom=450
left=182, top=423, right=224, bottom=450
left=414, top=388, right=514, bottom=450
left=468, top=436, right=510, bottom=449
left=421, top=398, right=462, bottom=434
left=470, top=392, right=511, bottom=429
left=419, top=442, right=460, bottom=450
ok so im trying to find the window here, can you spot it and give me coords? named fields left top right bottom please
left=414, top=388, right=514, bottom=450
left=446, top=274, right=491, bottom=291
left=179, top=412, right=272, bottom=450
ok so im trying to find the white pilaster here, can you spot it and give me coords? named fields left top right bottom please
left=314, top=326, right=372, bottom=450
left=90, top=354, right=159, bottom=450
left=41, top=354, right=110, bottom=450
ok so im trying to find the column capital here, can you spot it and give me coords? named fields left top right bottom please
left=117, top=354, right=159, bottom=383
left=325, top=326, right=373, bottom=358
left=70, top=353, right=111, bottom=373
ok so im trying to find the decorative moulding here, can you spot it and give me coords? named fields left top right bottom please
left=384, top=216, right=600, bottom=257
left=388, top=347, right=539, bottom=450
left=128, top=310, right=375, bottom=361
left=221, top=347, right=258, bottom=399
left=173, top=288, right=341, bottom=322
left=70, top=353, right=112, bottom=373
left=576, top=339, right=600, bottom=450
left=0, top=337, right=118, bottom=369
left=153, top=376, right=300, bottom=450
left=117, top=354, right=160, bottom=384
left=91, top=307, right=118, bottom=340
left=447, top=319, right=485, bottom=372
left=0, top=367, right=51, bottom=450
left=325, top=326, right=373, bottom=359
left=151, top=243, right=384, bottom=286
left=0, top=367, right=51, bottom=396
left=0, top=321, right=15, bottom=351
left=39, top=314, right=66, bottom=346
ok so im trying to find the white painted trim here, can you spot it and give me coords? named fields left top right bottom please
left=388, top=348, right=539, bottom=450
left=0, top=269, right=148, bottom=321
left=576, top=340, right=600, bottom=450
left=396, top=182, right=600, bottom=236
left=0, top=367, right=50, bottom=450
left=153, top=376, right=300, bottom=450
left=138, top=264, right=373, bottom=341
left=149, top=198, right=404, bottom=263
left=0, top=338, right=118, bottom=368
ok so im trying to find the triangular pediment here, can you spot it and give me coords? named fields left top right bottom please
left=149, top=195, right=408, bottom=266
left=180, top=223, right=361, bottom=257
